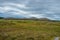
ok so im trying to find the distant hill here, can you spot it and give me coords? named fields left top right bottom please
left=3, top=17, right=51, bottom=21
left=0, top=17, right=4, bottom=19
left=38, top=18, right=50, bottom=21
left=0, top=17, right=60, bottom=22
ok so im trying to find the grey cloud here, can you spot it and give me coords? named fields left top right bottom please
left=0, top=0, right=60, bottom=20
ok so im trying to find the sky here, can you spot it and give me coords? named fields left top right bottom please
left=0, top=0, right=60, bottom=20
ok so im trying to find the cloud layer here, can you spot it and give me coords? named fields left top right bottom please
left=0, top=0, right=60, bottom=20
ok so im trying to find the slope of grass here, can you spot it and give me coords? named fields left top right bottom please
left=0, top=20, right=60, bottom=40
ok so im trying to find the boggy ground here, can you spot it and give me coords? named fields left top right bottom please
left=0, top=20, right=60, bottom=40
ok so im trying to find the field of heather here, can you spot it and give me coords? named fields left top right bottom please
left=0, top=20, right=60, bottom=40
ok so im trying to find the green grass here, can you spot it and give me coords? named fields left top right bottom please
left=0, top=20, right=60, bottom=40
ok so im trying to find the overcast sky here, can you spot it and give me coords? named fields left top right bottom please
left=0, top=0, right=60, bottom=20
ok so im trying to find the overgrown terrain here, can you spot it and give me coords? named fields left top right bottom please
left=0, top=19, right=60, bottom=40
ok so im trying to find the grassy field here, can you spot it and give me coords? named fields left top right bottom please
left=0, top=20, right=60, bottom=40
